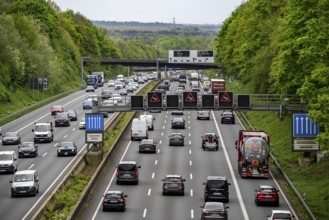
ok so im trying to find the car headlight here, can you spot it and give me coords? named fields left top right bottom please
left=11, top=186, right=16, bottom=191
left=18, top=149, right=22, bottom=152
left=58, top=149, right=61, bottom=152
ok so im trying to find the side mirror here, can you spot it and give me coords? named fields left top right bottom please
left=35, top=179, right=39, bottom=182
left=182, top=179, right=186, bottom=182
left=200, top=205, right=204, bottom=208
left=32, top=129, right=34, bottom=132
left=9, top=180, right=13, bottom=183
left=161, top=179, right=165, bottom=181
left=124, top=195, right=128, bottom=198
left=138, top=166, right=141, bottom=169
left=228, top=183, right=231, bottom=185
left=202, top=182, right=206, bottom=185
left=18, top=145, right=21, bottom=148
left=35, top=146, right=38, bottom=148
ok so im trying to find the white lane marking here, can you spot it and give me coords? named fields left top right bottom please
left=155, top=160, right=158, bottom=165
left=63, top=135, right=68, bottom=139
left=163, top=126, right=165, bottom=129
left=159, top=140, right=162, bottom=144
left=190, top=189, right=193, bottom=197
left=190, top=160, right=192, bottom=166
left=190, top=173, right=193, bottom=180
left=54, top=143, right=59, bottom=147
left=152, top=172, right=155, bottom=179
left=28, top=164, right=35, bottom=169
left=143, top=209, right=147, bottom=218
left=42, top=153, right=47, bottom=157
left=189, top=126, right=191, bottom=130
left=164, top=120, right=166, bottom=123
left=72, top=128, right=76, bottom=131
left=157, top=149, right=160, bottom=154
left=189, top=133, right=191, bottom=137
left=188, top=112, right=190, bottom=114
left=212, top=111, right=249, bottom=220
left=166, top=115, right=168, bottom=118
left=91, top=140, right=132, bottom=220
left=189, top=140, right=191, bottom=145
left=189, top=149, right=192, bottom=155
left=144, top=111, right=147, bottom=115
left=148, top=188, right=151, bottom=196
left=188, top=116, right=190, bottom=119
left=161, top=132, right=163, bottom=136
left=167, top=111, right=169, bottom=114
left=191, top=209, right=194, bottom=219
left=188, top=121, right=191, bottom=124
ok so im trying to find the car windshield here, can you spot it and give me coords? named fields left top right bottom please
left=56, top=114, right=67, bottom=119
left=102, top=90, right=111, bottom=94
left=205, top=203, right=224, bottom=210
left=35, top=125, right=50, bottom=132
left=106, top=194, right=121, bottom=199
left=171, top=134, right=182, bottom=138
left=208, top=180, right=226, bottom=189
left=5, top=132, right=17, bottom=137
left=141, top=140, right=154, bottom=145
left=84, top=100, right=92, bottom=104
left=273, top=213, right=292, bottom=219
left=223, top=112, right=232, bottom=116
left=21, top=143, right=34, bottom=149
left=53, top=105, right=61, bottom=109
left=80, top=118, right=85, bottom=123
left=68, top=111, right=75, bottom=116
left=118, top=164, right=136, bottom=171
left=173, top=118, right=184, bottom=122
left=60, top=142, right=74, bottom=148
left=14, top=174, right=33, bottom=182
left=165, top=176, right=182, bottom=182
left=260, top=187, right=276, bottom=192
left=0, top=154, right=12, bottom=160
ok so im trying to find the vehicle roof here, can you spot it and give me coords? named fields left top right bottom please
left=141, top=139, right=154, bottom=143
left=206, top=176, right=227, bottom=181
left=119, top=161, right=137, bottom=165
left=165, top=174, right=182, bottom=178
left=204, top=133, right=216, bottom=136
left=260, top=185, right=275, bottom=189
left=271, top=210, right=292, bottom=214
left=106, top=190, right=123, bottom=194
left=0, top=151, right=15, bottom=155
left=15, top=170, right=36, bottom=175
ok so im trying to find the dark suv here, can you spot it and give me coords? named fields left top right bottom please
left=54, top=112, right=70, bottom=127
left=116, top=161, right=141, bottom=185
left=102, top=191, right=127, bottom=212
left=203, top=176, right=231, bottom=202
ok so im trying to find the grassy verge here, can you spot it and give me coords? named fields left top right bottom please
left=44, top=80, right=160, bottom=220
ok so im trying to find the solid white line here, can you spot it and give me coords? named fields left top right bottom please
left=190, top=160, right=192, bottom=166
left=143, top=209, right=147, bottom=218
left=148, top=188, right=151, bottom=196
left=155, top=160, right=158, bottom=165
left=212, top=111, right=249, bottom=220
left=191, top=209, right=194, bottom=219
left=91, top=141, right=132, bottom=220
left=190, top=173, right=193, bottom=180
left=63, top=135, right=68, bottom=139
left=42, top=153, right=47, bottom=157
left=152, top=172, right=155, bottom=179
left=28, top=164, right=35, bottom=169
left=190, top=189, right=193, bottom=197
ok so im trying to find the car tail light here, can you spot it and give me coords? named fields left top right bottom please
left=119, top=198, right=124, bottom=202
left=103, top=198, right=108, bottom=202
left=135, top=170, right=139, bottom=177
left=205, top=186, right=209, bottom=193
left=116, top=170, right=119, bottom=177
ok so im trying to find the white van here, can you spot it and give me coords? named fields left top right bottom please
left=131, top=118, right=148, bottom=141
left=140, top=115, right=155, bottom=131
left=0, top=151, right=18, bottom=174
left=10, top=170, right=39, bottom=197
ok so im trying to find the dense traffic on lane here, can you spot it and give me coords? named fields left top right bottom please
left=78, top=75, right=297, bottom=220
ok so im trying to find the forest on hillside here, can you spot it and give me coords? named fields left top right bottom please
left=215, top=0, right=329, bottom=149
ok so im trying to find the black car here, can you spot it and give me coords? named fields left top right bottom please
left=171, top=118, right=185, bottom=129
left=201, top=133, right=219, bottom=151
left=67, top=110, right=78, bottom=121
left=162, top=175, right=186, bottom=196
left=103, top=191, right=127, bottom=212
left=101, top=89, right=112, bottom=100
left=203, top=176, right=231, bottom=202
left=200, top=202, right=228, bottom=220
left=220, top=111, right=235, bottom=124
left=18, top=142, right=38, bottom=158
left=57, top=142, right=77, bottom=157
left=116, top=161, right=141, bottom=185
left=169, top=133, right=185, bottom=146
left=55, top=112, right=70, bottom=127
left=2, top=132, right=21, bottom=145
left=139, top=139, right=157, bottom=153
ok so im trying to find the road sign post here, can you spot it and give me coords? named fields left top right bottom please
left=85, top=114, right=104, bottom=144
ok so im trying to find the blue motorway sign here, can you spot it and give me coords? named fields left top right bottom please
left=86, top=114, right=104, bottom=131
left=293, top=114, right=319, bottom=137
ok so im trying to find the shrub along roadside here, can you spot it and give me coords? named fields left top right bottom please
left=45, top=80, right=159, bottom=220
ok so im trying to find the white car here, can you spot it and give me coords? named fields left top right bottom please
left=108, top=80, right=115, bottom=87
left=111, top=93, right=123, bottom=103
left=197, top=111, right=210, bottom=120
left=103, top=99, right=118, bottom=107
left=267, top=210, right=294, bottom=220
left=114, top=82, right=123, bottom=90
left=79, top=118, right=86, bottom=129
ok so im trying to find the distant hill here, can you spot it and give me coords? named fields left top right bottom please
left=92, top=21, right=221, bottom=38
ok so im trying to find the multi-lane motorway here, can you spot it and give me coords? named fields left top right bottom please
left=0, top=81, right=147, bottom=220
left=77, top=82, right=298, bottom=220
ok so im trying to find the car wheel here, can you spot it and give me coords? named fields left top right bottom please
left=18, top=155, right=21, bottom=158
left=207, top=117, right=210, bottom=120
left=57, top=154, right=60, bottom=157
left=221, top=121, right=223, bottom=124
left=11, top=194, right=15, bottom=198
left=116, top=180, right=120, bottom=185
left=197, top=117, right=199, bottom=120
left=162, top=191, right=166, bottom=196
left=276, top=202, right=279, bottom=207
left=131, top=137, right=134, bottom=141
left=226, top=198, right=229, bottom=203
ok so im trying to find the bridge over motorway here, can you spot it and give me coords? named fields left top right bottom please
left=82, top=58, right=220, bottom=70
left=92, top=92, right=308, bottom=114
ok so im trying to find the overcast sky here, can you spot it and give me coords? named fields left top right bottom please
left=52, top=0, right=243, bottom=24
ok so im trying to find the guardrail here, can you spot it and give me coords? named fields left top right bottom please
left=239, top=111, right=316, bottom=220
left=0, top=87, right=81, bottom=125
left=31, top=80, right=162, bottom=220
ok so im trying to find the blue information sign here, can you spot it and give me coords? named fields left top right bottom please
left=86, top=114, right=104, bottom=131
left=293, top=114, right=319, bottom=137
